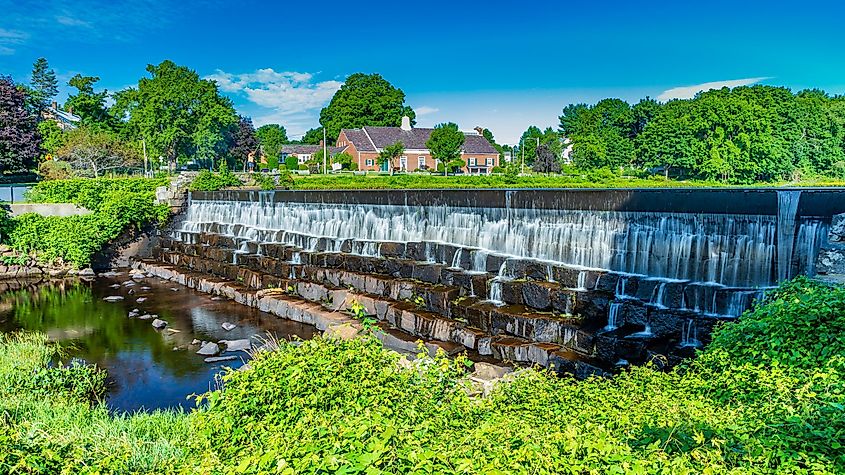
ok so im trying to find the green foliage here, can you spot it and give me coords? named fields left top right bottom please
left=54, top=126, right=142, bottom=177
left=1, top=277, right=844, bottom=473
left=37, top=159, right=73, bottom=180
left=64, top=74, right=114, bottom=129
left=426, top=122, right=465, bottom=173
left=255, top=124, right=288, bottom=162
left=250, top=172, right=275, bottom=190
left=29, top=57, right=58, bottom=111
left=377, top=141, right=404, bottom=172
left=189, top=162, right=243, bottom=191
left=6, top=177, right=169, bottom=266
left=284, top=154, right=298, bottom=170
left=111, top=60, right=238, bottom=164
left=319, top=73, right=415, bottom=141
left=36, top=119, right=64, bottom=157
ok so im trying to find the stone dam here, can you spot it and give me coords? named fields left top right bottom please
left=134, top=188, right=845, bottom=377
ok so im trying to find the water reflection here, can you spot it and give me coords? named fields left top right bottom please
left=0, top=275, right=316, bottom=413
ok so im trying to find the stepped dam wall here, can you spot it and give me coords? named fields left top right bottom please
left=141, top=188, right=845, bottom=375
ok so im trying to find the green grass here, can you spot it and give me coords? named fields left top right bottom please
left=288, top=172, right=845, bottom=190
left=1, top=277, right=843, bottom=474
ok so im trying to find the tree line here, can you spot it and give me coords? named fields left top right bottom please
left=556, top=87, right=845, bottom=182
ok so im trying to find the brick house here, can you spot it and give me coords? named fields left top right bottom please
left=336, top=116, right=500, bottom=174
left=42, top=101, right=80, bottom=131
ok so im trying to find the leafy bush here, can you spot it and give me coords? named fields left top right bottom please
left=284, top=155, right=298, bottom=170
left=6, top=177, right=170, bottom=267
left=1, top=278, right=844, bottom=473
left=37, top=160, right=74, bottom=180
left=189, top=162, right=243, bottom=191
left=250, top=172, right=276, bottom=190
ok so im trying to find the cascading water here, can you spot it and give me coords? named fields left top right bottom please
left=604, top=302, right=622, bottom=331
left=651, top=282, right=667, bottom=308
left=576, top=270, right=588, bottom=290
left=179, top=200, right=826, bottom=288
left=451, top=248, right=463, bottom=268
left=680, top=319, right=701, bottom=348
left=776, top=191, right=801, bottom=282
left=487, top=261, right=509, bottom=306
left=615, top=276, right=628, bottom=299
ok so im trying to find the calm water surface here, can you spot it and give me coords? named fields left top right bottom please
left=0, top=273, right=316, bottom=412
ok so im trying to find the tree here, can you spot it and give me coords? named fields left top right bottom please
left=29, top=57, right=58, bottom=111
left=377, top=141, right=405, bottom=175
left=299, top=127, right=323, bottom=145
left=255, top=124, right=288, bottom=163
left=319, top=73, right=415, bottom=141
left=65, top=74, right=113, bottom=129
left=37, top=120, right=64, bottom=158
left=112, top=60, right=238, bottom=166
left=284, top=155, right=298, bottom=170
left=532, top=144, right=561, bottom=173
left=426, top=123, right=465, bottom=175
left=55, top=127, right=140, bottom=177
left=228, top=116, right=259, bottom=171
left=333, top=151, right=356, bottom=170
left=0, top=76, right=41, bottom=173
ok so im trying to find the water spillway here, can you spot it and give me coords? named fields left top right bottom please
left=150, top=188, right=845, bottom=376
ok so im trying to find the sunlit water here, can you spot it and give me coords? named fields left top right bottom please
left=0, top=275, right=316, bottom=413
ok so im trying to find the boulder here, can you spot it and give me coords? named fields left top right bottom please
left=78, top=268, right=96, bottom=277
left=204, top=356, right=237, bottom=363
left=222, top=339, right=251, bottom=352
left=136, top=297, right=147, bottom=303
left=324, top=323, right=359, bottom=340
left=471, top=362, right=513, bottom=381
left=151, top=319, right=168, bottom=329
left=221, top=322, right=237, bottom=331
left=103, top=296, right=124, bottom=302
left=190, top=339, right=201, bottom=345
left=196, top=342, right=220, bottom=356
left=138, top=313, right=155, bottom=320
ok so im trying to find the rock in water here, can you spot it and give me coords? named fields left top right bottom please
left=138, top=314, right=155, bottom=320
left=152, top=319, right=168, bottom=329
left=196, top=342, right=220, bottom=356
left=190, top=339, right=201, bottom=345
left=79, top=268, right=96, bottom=277
left=103, top=296, right=124, bottom=302
left=221, top=322, right=237, bottom=331
left=204, top=356, right=238, bottom=363
left=136, top=297, right=147, bottom=303
left=222, top=339, right=251, bottom=352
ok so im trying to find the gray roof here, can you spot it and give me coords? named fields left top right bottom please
left=281, top=144, right=345, bottom=155
left=344, top=126, right=497, bottom=154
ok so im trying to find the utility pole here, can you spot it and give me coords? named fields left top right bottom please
left=142, top=138, right=148, bottom=177
left=323, top=128, right=328, bottom=174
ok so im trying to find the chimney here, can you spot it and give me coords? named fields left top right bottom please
left=400, top=115, right=412, bottom=131
left=51, top=101, right=58, bottom=110
left=474, top=126, right=485, bottom=136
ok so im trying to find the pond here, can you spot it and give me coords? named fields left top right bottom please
left=0, top=273, right=317, bottom=413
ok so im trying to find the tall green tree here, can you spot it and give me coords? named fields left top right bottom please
left=112, top=60, right=237, bottom=166
left=426, top=123, right=465, bottom=175
left=65, top=75, right=112, bottom=129
left=255, top=124, right=288, bottom=162
left=319, top=73, right=415, bottom=141
left=29, top=57, right=58, bottom=111
left=377, top=141, right=405, bottom=175
left=0, top=76, right=41, bottom=173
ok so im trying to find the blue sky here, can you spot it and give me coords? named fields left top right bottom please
left=2, top=0, right=844, bottom=144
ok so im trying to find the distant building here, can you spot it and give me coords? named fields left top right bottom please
left=336, top=116, right=500, bottom=174
left=41, top=101, right=80, bottom=130
left=281, top=144, right=346, bottom=165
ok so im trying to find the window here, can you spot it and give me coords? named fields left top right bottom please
left=486, top=157, right=494, bottom=166
left=418, top=156, right=426, bottom=168
left=399, top=156, right=407, bottom=170
left=468, top=157, right=476, bottom=166
left=365, top=159, right=374, bottom=167
left=298, top=154, right=310, bottom=164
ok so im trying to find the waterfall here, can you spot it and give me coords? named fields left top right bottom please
left=651, top=282, right=667, bottom=308
left=546, top=264, right=555, bottom=282
left=615, top=276, right=628, bottom=299
left=604, top=302, right=622, bottom=331
left=290, top=252, right=301, bottom=264
left=487, top=261, right=509, bottom=306
left=776, top=191, right=801, bottom=282
left=680, top=319, right=701, bottom=348
left=179, top=199, right=827, bottom=287
left=451, top=248, right=463, bottom=268
left=576, top=271, right=587, bottom=290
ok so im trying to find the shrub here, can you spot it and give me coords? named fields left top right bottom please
left=285, top=155, right=299, bottom=170
left=189, top=162, right=243, bottom=191
left=250, top=172, right=275, bottom=190
left=37, top=160, right=74, bottom=180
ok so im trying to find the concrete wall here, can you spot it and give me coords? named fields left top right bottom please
left=7, top=203, right=90, bottom=217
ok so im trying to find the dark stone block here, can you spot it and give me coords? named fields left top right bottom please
left=507, top=258, right=550, bottom=281
left=622, top=300, right=648, bottom=327
left=485, top=254, right=509, bottom=274
left=574, top=361, right=606, bottom=380
left=551, top=288, right=576, bottom=314
left=552, top=266, right=600, bottom=289
left=574, top=291, right=610, bottom=324
left=615, top=338, right=646, bottom=361
left=634, top=278, right=661, bottom=301
left=379, top=241, right=405, bottom=258
left=548, top=351, right=577, bottom=376
left=405, top=242, right=427, bottom=261
left=412, top=264, right=444, bottom=284
left=522, top=281, right=553, bottom=310
left=594, top=272, right=620, bottom=293
left=646, top=306, right=694, bottom=338
left=593, top=334, right=617, bottom=363
left=424, top=286, right=459, bottom=317
left=500, top=280, right=524, bottom=305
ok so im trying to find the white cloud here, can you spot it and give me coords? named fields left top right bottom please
left=415, top=106, right=439, bottom=116
left=0, top=28, right=29, bottom=55
left=55, top=15, right=92, bottom=27
left=657, top=77, right=771, bottom=101
left=205, top=68, right=342, bottom=133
